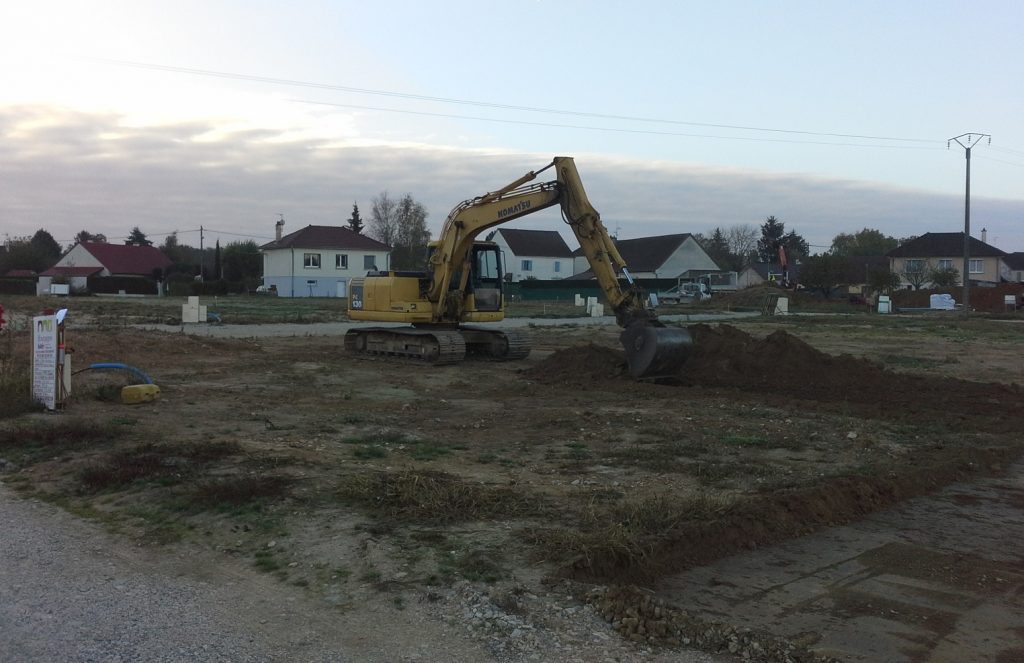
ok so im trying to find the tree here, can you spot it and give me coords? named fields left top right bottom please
left=781, top=230, right=809, bottom=263
left=30, top=229, right=63, bottom=263
left=867, top=268, right=901, bottom=295
left=830, top=228, right=899, bottom=257
left=928, top=265, right=960, bottom=288
left=347, top=203, right=364, bottom=234
left=724, top=224, right=759, bottom=271
left=702, top=227, right=732, bottom=270
left=902, top=260, right=930, bottom=290
left=757, top=216, right=786, bottom=263
left=0, top=236, right=51, bottom=273
left=798, top=254, right=845, bottom=297
left=73, top=230, right=107, bottom=247
left=125, top=226, right=152, bottom=246
left=222, top=241, right=262, bottom=282
left=368, top=191, right=398, bottom=247
left=390, top=194, right=431, bottom=270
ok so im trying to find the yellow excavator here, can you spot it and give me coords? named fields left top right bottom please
left=345, top=156, right=692, bottom=379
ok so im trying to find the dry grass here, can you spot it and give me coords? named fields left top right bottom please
left=0, top=333, right=43, bottom=419
left=75, top=440, right=243, bottom=493
left=337, top=469, right=547, bottom=524
left=533, top=491, right=735, bottom=578
left=0, top=421, right=116, bottom=461
left=186, top=474, right=290, bottom=509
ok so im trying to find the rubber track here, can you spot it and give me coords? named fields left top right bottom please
left=344, top=328, right=466, bottom=365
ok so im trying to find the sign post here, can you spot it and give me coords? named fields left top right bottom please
left=31, top=309, right=69, bottom=410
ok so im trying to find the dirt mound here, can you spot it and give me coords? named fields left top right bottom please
left=528, top=324, right=1023, bottom=429
left=523, top=342, right=627, bottom=384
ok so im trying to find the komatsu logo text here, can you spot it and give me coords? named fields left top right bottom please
left=497, top=200, right=531, bottom=219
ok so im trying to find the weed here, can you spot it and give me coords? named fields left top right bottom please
left=0, top=421, right=116, bottom=463
left=254, top=550, right=281, bottom=572
left=338, top=470, right=546, bottom=523
left=353, top=446, right=386, bottom=460
left=77, top=451, right=170, bottom=492
left=721, top=435, right=771, bottom=447
left=186, top=475, right=290, bottom=511
left=407, top=442, right=452, bottom=461
left=439, top=547, right=506, bottom=584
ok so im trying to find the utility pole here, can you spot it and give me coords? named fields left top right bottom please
left=948, top=133, right=990, bottom=317
left=199, top=225, right=205, bottom=282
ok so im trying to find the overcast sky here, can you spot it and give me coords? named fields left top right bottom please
left=3, top=1, right=1023, bottom=253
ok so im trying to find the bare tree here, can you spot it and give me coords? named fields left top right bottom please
left=901, top=259, right=930, bottom=290
left=725, top=224, right=758, bottom=270
left=391, top=194, right=431, bottom=270
left=369, top=191, right=398, bottom=247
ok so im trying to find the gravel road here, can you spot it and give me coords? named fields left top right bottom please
left=0, top=485, right=720, bottom=663
left=0, top=484, right=493, bottom=663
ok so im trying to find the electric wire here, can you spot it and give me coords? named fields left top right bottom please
left=88, top=57, right=942, bottom=145
left=297, top=99, right=946, bottom=150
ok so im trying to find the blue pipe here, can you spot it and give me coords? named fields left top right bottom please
left=207, top=311, right=222, bottom=323
left=86, top=363, right=154, bottom=385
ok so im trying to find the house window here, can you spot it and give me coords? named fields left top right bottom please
left=905, top=259, right=925, bottom=273
left=304, top=253, right=321, bottom=269
left=937, top=259, right=953, bottom=271
left=554, top=261, right=561, bottom=273
left=363, top=255, right=377, bottom=270
left=521, top=259, right=533, bottom=272
left=336, top=254, right=348, bottom=269
left=969, top=259, right=983, bottom=274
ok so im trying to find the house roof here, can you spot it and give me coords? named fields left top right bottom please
left=741, top=262, right=803, bottom=282
left=261, top=225, right=390, bottom=252
left=569, top=233, right=693, bottom=274
left=494, top=229, right=572, bottom=258
left=1004, top=252, right=1024, bottom=270
left=886, top=232, right=1005, bottom=258
left=54, top=242, right=173, bottom=276
left=40, top=265, right=104, bottom=277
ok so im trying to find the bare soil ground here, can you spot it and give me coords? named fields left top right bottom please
left=1, top=311, right=1023, bottom=661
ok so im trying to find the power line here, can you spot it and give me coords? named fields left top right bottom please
left=297, top=98, right=946, bottom=150
left=88, top=57, right=942, bottom=145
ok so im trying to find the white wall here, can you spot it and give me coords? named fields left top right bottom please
left=55, top=245, right=105, bottom=271
left=262, top=248, right=390, bottom=297
left=492, top=234, right=569, bottom=282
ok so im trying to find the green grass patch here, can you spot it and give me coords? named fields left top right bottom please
left=353, top=446, right=387, bottom=460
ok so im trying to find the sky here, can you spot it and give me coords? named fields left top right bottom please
left=2, top=0, right=1023, bottom=255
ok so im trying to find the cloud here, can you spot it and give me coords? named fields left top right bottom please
left=2, top=105, right=1023, bottom=253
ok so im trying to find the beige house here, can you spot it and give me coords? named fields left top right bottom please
left=886, top=232, right=1005, bottom=289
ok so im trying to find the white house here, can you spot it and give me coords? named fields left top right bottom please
left=38, top=242, right=173, bottom=295
left=260, top=224, right=390, bottom=297
left=568, top=233, right=719, bottom=280
left=490, top=229, right=573, bottom=282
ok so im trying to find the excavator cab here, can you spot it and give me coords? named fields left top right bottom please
left=468, top=243, right=503, bottom=312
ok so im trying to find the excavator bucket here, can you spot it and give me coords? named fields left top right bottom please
left=620, top=322, right=693, bottom=379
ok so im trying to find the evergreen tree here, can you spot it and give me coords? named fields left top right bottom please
left=347, top=203, right=364, bottom=234
left=757, top=216, right=786, bottom=263
left=214, top=239, right=222, bottom=280
left=125, top=226, right=152, bottom=246
left=30, top=229, right=63, bottom=263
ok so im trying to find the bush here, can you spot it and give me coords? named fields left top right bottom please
left=86, top=276, right=158, bottom=295
left=0, top=278, right=36, bottom=295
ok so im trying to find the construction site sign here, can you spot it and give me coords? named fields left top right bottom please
left=32, top=314, right=58, bottom=410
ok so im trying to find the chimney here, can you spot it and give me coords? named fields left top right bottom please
left=981, top=227, right=987, bottom=244
left=275, top=217, right=285, bottom=241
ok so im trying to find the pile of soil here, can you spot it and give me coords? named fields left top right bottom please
left=527, top=324, right=1023, bottom=430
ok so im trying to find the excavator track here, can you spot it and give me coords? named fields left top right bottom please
left=460, top=327, right=531, bottom=361
left=344, top=327, right=466, bottom=365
